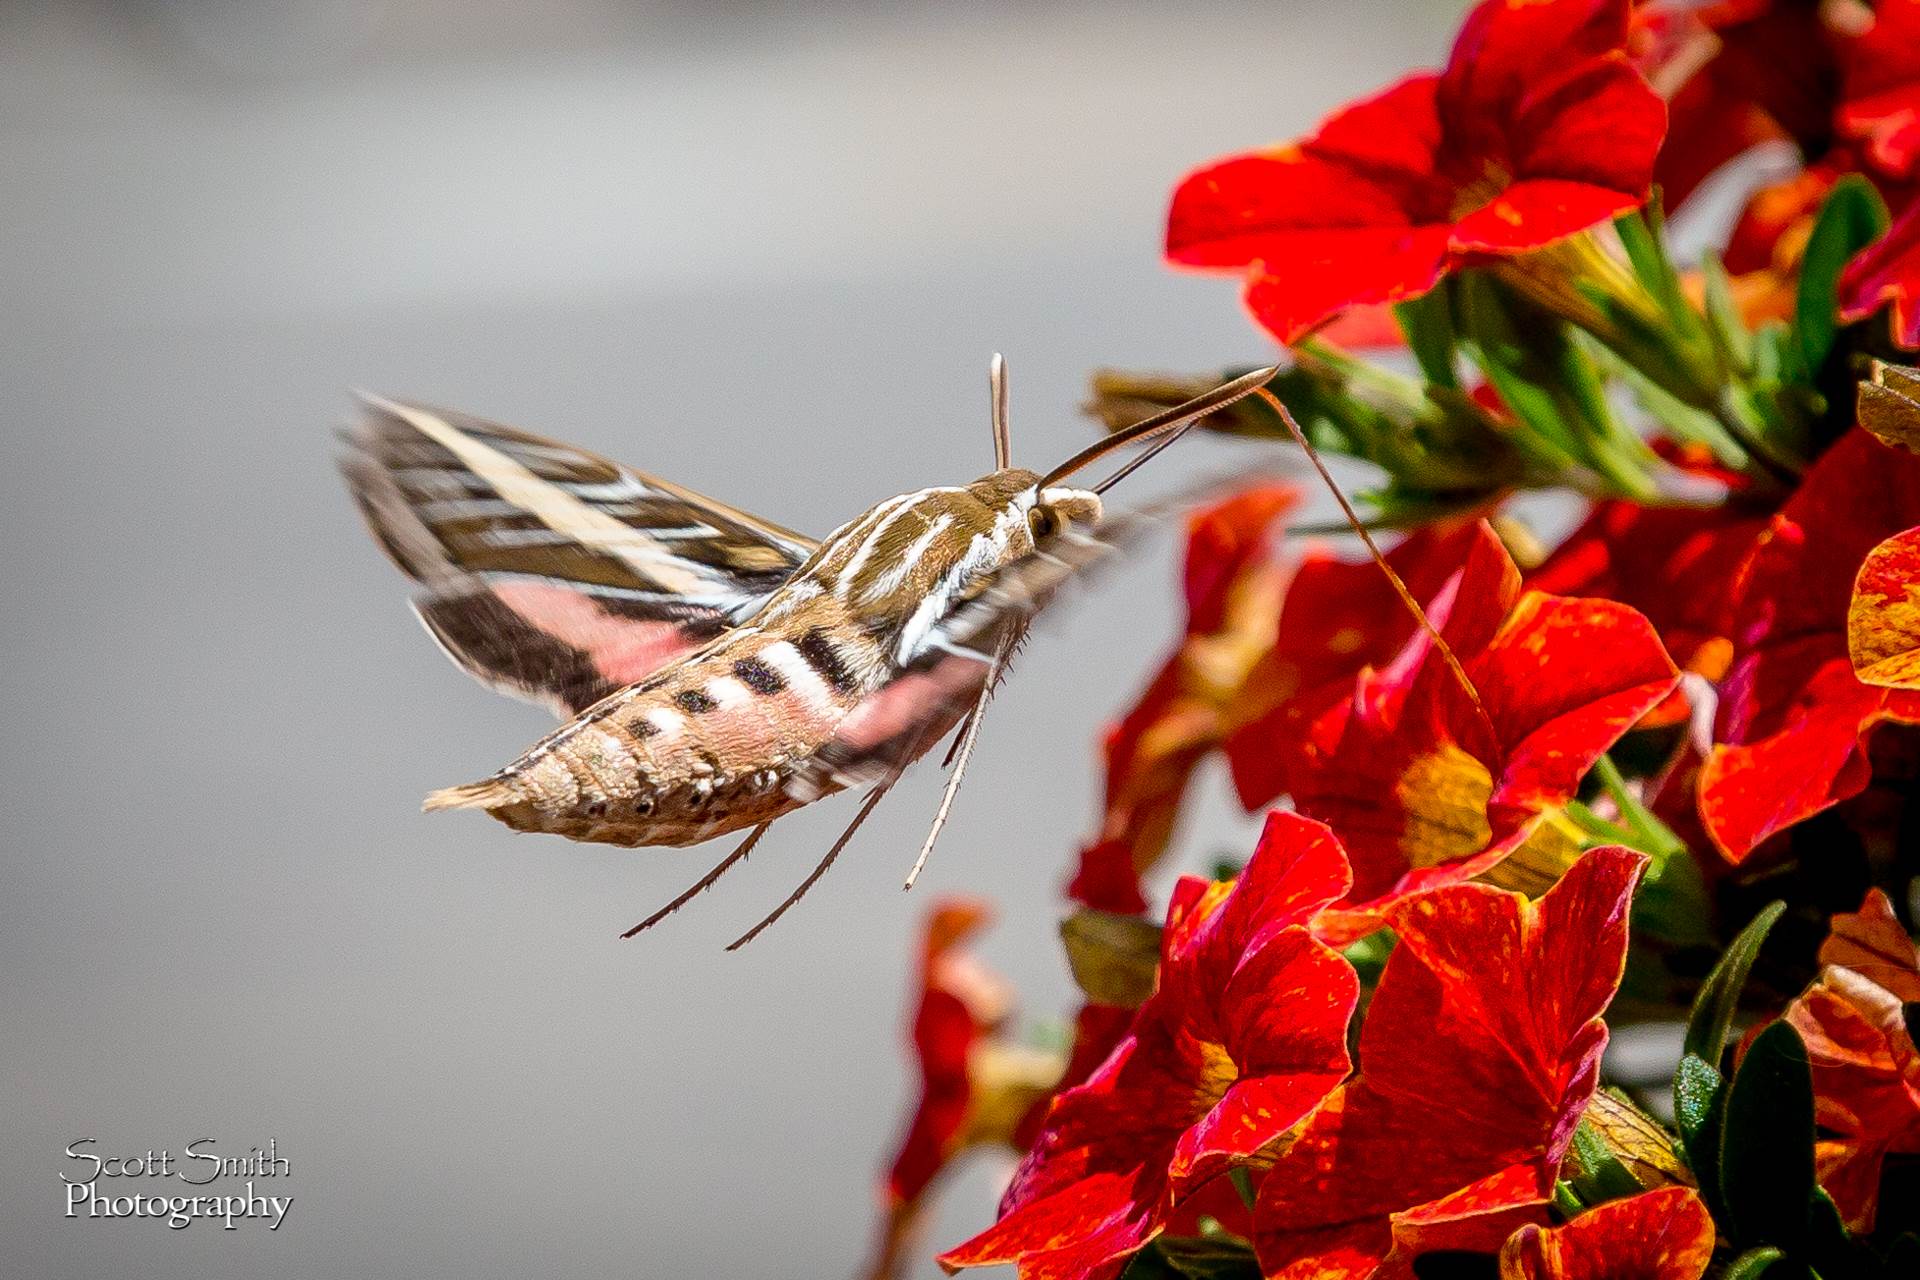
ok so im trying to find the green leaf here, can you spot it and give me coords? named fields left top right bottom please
left=1720, top=1021, right=1817, bottom=1249
left=1122, top=1236, right=1263, bottom=1280
left=1395, top=284, right=1460, bottom=390
left=1060, top=909, right=1163, bottom=1009
left=1793, top=175, right=1890, bottom=380
left=1673, top=1052, right=1727, bottom=1214
left=1723, top=1248, right=1786, bottom=1280
left=1562, top=1118, right=1646, bottom=1206
left=1683, top=900, right=1787, bottom=1064
left=1702, top=250, right=1756, bottom=372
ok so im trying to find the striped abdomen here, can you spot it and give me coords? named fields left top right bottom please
left=424, top=471, right=1049, bottom=846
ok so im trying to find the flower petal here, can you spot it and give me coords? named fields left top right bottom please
left=1849, top=525, right=1920, bottom=687
left=1782, top=889, right=1920, bottom=1232
left=1253, top=848, right=1647, bottom=1280
left=1496, top=1187, right=1715, bottom=1280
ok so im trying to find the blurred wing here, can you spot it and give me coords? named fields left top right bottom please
left=787, top=516, right=1139, bottom=799
left=342, top=395, right=818, bottom=716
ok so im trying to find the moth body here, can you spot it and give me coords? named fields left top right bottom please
left=423, top=469, right=1102, bottom=846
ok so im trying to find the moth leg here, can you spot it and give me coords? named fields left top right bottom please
left=904, top=637, right=1011, bottom=891
left=620, top=822, right=772, bottom=939
left=725, top=785, right=893, bottom=951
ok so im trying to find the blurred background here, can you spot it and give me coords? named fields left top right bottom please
left=1, top=3, right=1457, bottom=1276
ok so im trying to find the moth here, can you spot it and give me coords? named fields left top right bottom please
left=341, top=359, right=1275, bottom=946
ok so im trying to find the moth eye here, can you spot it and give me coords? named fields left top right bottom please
left=1028, top=506, right=1063, bottom=539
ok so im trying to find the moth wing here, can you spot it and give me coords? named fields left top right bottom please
left=787, top=516, right=1141, bottom=798
left=341, top=395, right=818, bottom=717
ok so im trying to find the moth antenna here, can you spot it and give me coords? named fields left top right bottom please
left=904, top=637, right=1012, bottom=890
left=990, top=353, right=1012, bottom=470
left=1250, top=387, right=1490, bottom=728
left=1041, top=364, right=1280, bottom=487
left=620, top=822, right=771, bottom=939
left=726, top=784, right=893, bottom=950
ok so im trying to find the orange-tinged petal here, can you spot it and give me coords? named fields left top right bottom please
left=1782, top=889, right=1920, bottom=1232
left=1497, top=1187, right=1714, bottom=1280
left=1849, top=525, right=1920, bottom=687
left=1699, top=429, right=1920, bottom=859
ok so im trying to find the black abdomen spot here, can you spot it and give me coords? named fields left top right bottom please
left=675, top=687, right=719, bottom=714
left=797, top=627, right=858, bottom=693
left=731, top=655, right=786, bottom=696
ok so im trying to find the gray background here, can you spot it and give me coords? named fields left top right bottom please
left=1, top=3, right=1451, bottom=1276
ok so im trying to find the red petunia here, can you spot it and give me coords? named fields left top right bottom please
left=1496, top=1187, right=1715, bottom=1280
left=1166, top=0, right=1665, bottom=343
left=1838, top=0, right=1920, bottom=182
left=1697, top=429, right=1920, bottom=860
left=1253, top=847, right=1647, bottom=1280
left=1067, top=485, right=1296, bottom=915
left=1648, top=0, right=1842, bottom=214
left=1225, top=522, right=1483, bottom=810
left=1285, top=523, right=1677, bottom=939
left=943, top=814, right=1359, bottom=1280
left=866, top=899, right=1063, bottom=1280
left=1527, top=498, right=1767, bottom=728
left=1841, top=198, right=1920, bottom=348
left=1782, top=888, right=1920, bottom=1233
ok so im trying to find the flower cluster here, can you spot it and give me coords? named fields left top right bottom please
left=868, top=1, right=1920, bottom=1276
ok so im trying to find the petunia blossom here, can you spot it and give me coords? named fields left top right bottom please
left=865, top=899, right=1063, bottom=1280
left=1697, top=429, right=1920, bottom=860
left=942, top=813, right=1359, bottom=1280
left=1285, top=523, right=1677, bottom=939
left=1225, top=522, right=1483, bottom=810
left=1166, top=0, right=1665, bottom=343
left=1837, top=0, right=1920, bottom=182
left=1253, top=847, right=1646, bottom=1280
left=1496, top=1186, right=1715, bottom=1280
left=1782, top=888, right=1920, bottom=1233
left=1067, top=485, right=1296, bottom=915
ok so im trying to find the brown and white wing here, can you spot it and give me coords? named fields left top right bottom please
left=341, top=395, right=818, bottom=717
left=785, top=516, right=1139, bottom=798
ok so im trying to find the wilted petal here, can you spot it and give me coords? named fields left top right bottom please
left=1783, top=889, right=1920, bottom=1232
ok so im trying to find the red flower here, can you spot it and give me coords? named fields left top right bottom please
left=1253, top=847, right=1648, bottom=1280
left=1698, top=430, right=1920, bottom=860
left=1225, top=522, right=1484, bottom=810
left=1841, top=198, right=1920, bottom=347
left=1527, top=498, right=1767, bottom=728
left=1166, top=0, right=1665, bottom=343
left=1649, top=0, right=1842, bottom=213
left=1496, top=1187, right=1715, bottom=1280
left=866, top=899, right=1063, bottom=1280
left=1068, top=485, right=1296, bottom=915
left=943, top=814, right=1359, bottom=1280
left=1286, top=523, right=1677, bottom=939
left=1838, top=0, right=1920, bottom=182
left=1782, top=888, right=1920, bottom=1233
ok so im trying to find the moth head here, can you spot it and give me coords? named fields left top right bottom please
left=1028, top=486, right=1102, bottom=540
